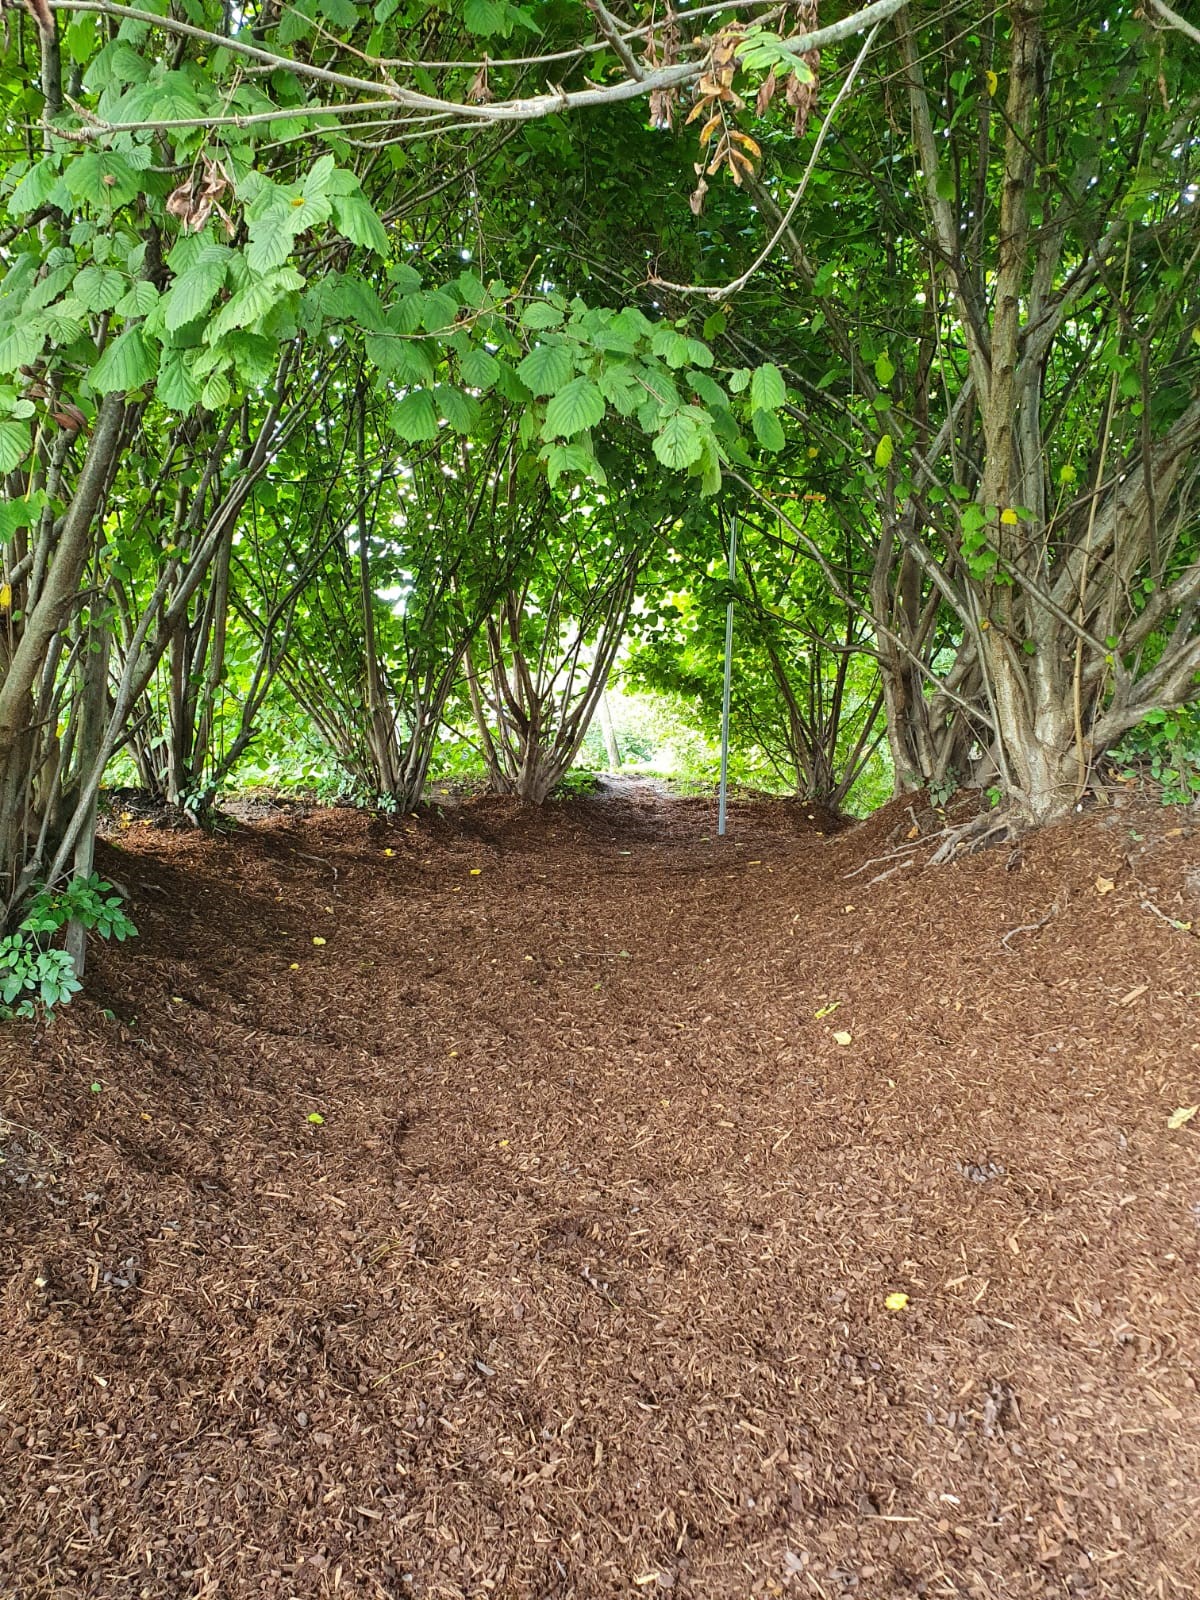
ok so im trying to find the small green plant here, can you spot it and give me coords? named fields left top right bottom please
left=1113, top=705, right=1200, bottom=805
left=0, top=875, right=137, bottom=1021
left=553, top=769, right=601, bottom=799
left=928, top=771, right=959, bottom=808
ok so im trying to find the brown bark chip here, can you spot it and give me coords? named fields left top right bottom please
left=1, top=786, right=1198, bottom=1597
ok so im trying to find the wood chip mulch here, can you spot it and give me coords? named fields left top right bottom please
left=1, top=784, right=1198, bottom=1599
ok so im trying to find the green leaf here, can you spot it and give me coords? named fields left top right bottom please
left=165, top=257, right=228, bottom=331
left=318, top=0, right=358, bottom=25
left=459, top=346, right=500, bottom=390
left=0, top=488, right=46, bottom=541
left=520, top=302, right=564, bottom=330
left=651, top=326, right=691, bottom=368
left=391, top=388, right=438, bottom=442
left=437, top=385, right=480, bottom=433
left=418, top=288, right=459, bottom=333
left=874, top=433, right=894, bottom=470
left=157, top=350, right=201, bottom=411
left=246, top=208, right=300, bottom=275
left=330, top=191, right=389, bottom=255
left=541, top=440, right=606, bottom=486
left=688, top=370, right=729, bottom=409
left=208, top=268, right=303, bottom=340
left=115, top=281, right=159, bottom=319
left=875, top=351, right=895, bottom=385
left=749, top=362, right=786, bottom=412
left=0, top=420, right=31, bottom=474
left=73, top=265, right=127, bottom=313
left=653, top=410, right=704, bottom=470
left=8, top=160, right=62, bottom=216
left=517, top=341, right=573, bottom=396
left=90, top=327, right=156, bottom=394
left=543, top=375, right=604, bottom=439
left=464, top=0, right=508, bottom=34
left=751, top=407, right=785, bottom=452
left=0, top=319, right=47, bottom=373
left=200, top=370, right=232, bottom=410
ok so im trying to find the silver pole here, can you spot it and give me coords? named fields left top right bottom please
left=717, top=514, right=738, bottom=838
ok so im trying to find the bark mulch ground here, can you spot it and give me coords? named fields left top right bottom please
left=1, top=783, right=1198, bottom=1600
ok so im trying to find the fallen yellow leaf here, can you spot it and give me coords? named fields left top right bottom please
left=312, top=936, right=326, bottom=946
left=289, top=962, right=299, bottom=970
left=885, top=1291, right=910, bottom=1311
left=1167, top=1105, right=1197, bottom=1130
left=1095, top=876, right=1115, bottom=895
left=470, top=868, right=482, bottom=875
left=832, top=1030, right=853, bottom=1046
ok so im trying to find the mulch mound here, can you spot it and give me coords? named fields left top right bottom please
left=2, top=785, right=1198, bottom=1599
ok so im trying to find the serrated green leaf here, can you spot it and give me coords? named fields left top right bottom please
left=459, top=346, right=500, bottom=390
left=517, top=341, right=573, bottom=396
left=8, top=160, right=62, bottom=216
left=651, top=326, right=691, bottom=369
left=437, top=385, right=480, bottom=433
left=464, top=0, right=507, bottom=34
left=541, top=440, right=606, bottom=486
left=687, top=370, right=729, bottom=409
left=752, top=408, right=785, bottom=452
left=200, top=370, right=232, bottom=409
left=0, top=320, right=47, bottom=374
left=90, top=327, right=156, bottom=394
left=208, top=268, right=303, bottom=340
left=521, top=301, right=564, bottom=331
left=0, top=488, right=46, bottom=541
left=419, top=288, right=458, bottom=333
left=157, top=350, right=201, bottom=411
left=165, top=257, right=227, bottom=331
left=749, top=363, right=786, bottom=413
left=0, top=420, right=31, bottom=474
left=246, top=207, right=300, bottom=275
left=115, top=280, right=159, bottom=319
left=73, top=265, right=127, bottom=313
left=543, top=375, right=604, bottom=439
left=598, top=363, right=640, bottom=416
left=330, top=191, right=389, bottom=255
left=391, top=388, right=438, bottom=442
left=653, top=410, right=704, bottom=470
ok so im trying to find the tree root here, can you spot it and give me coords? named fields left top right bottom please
left=927, top=811, right=1017, bottom=865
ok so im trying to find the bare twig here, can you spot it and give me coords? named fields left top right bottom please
left=1000, top=904, right=1058, bottom=950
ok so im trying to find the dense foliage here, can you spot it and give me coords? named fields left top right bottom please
left=1, top=0, right=1197, bottom=988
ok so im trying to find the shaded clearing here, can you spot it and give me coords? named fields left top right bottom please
left=1, top=786, right=1199, bottom=1599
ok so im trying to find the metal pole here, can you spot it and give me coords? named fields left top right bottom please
left=717, top=514, right=738, bottom=837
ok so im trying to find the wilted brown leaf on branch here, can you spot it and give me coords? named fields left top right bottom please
left=165, top=157, right=235, bottom=236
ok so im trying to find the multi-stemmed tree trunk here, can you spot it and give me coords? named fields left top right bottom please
left=273, top=405, right=542, bottom=810
left=736, top=1, right=1200, bottom=826
left=464, top=539, right=643, bottom=804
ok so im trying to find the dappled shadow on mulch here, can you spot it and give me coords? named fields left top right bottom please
left=2, top=785, right=1199, bottom=1599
